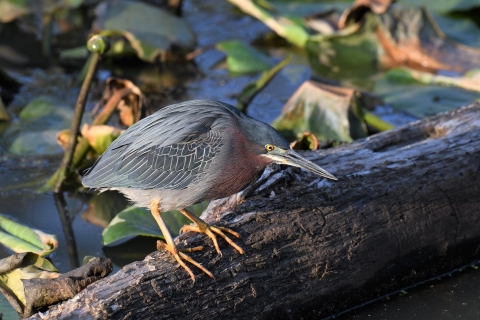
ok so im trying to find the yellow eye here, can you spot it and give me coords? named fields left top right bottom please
left=265, top=144, right=275, bottom=152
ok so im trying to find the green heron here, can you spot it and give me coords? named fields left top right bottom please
left=82, top=100, right=337, bottom=280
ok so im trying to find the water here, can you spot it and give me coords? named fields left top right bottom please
left=337, top=265, right=480, bottom=319
left=1, top=0, right=479, bottom=318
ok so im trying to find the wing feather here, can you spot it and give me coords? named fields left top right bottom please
left=82, top=101, right=230, bottom=191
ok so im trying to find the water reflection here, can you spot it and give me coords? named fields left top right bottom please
left=53, top=192, right=79, bottom=269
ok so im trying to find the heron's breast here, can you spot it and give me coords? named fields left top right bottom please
left=204, top=127, right=271, bottom=200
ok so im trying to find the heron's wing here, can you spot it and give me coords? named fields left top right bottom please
left=82, top=120, right=224, bottom=190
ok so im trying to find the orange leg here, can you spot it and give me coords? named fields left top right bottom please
left=150, top=200, right=213, bottom=281
left=179, top=208, right=244, bottom=255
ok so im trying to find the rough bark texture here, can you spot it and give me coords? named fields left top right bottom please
left=29, top=104, right=480, bottom=319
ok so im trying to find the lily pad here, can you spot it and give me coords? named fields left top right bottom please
left=375, top=70, right=480, bottom=118
left=0, top=0, right=86, bottom=23
left=81, top=191, right=130, bottom=229
left=0, top=214, right=58, bottom=256
left=272, top=81, right=368, bottom=143
left=103, top=202, right=209, bottom=246
left=216, top=40, right=275, bottom=74
left=7, top=130, right=63, bottom=156
left=93, top=0, right=195, bottom=62
left=398, top=0, right=480, bottom=14
left=1, top=96, right=76, bottom=156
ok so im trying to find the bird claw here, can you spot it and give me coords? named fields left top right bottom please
left=156, top=240, right=213, bottom=281
left=180, top=223, right=244, bottom=256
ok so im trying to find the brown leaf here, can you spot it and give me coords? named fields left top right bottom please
left=376, top=6, right=480, bottom=73
left=93, top=77, right=146, bottom=127
left=56, top=129, right=72, bottom=150
left=290, top=132, right=319, bottom=150
left=339, top=0, right=392, bottom=29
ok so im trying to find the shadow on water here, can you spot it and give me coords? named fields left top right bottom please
left=334, top=262, right=480, bottom=320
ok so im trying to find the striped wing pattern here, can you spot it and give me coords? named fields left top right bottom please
left=83, top=130, right=224, bottom=190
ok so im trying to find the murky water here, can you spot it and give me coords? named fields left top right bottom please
left=0, top=0, right=479, bottom=318
left=336, top=265, right=480, bottom=319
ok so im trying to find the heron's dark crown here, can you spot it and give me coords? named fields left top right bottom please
left=206, top=100, right=290, bottom=150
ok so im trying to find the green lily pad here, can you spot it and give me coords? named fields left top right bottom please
left=103, top=202, right=209, bottom=246
left=102, top=206, right=161, bottom=246
left=0, top=0, right=86, bottom=23
left=398, top=0, right=480, bottom=13
left=82, top=191, right=130, bottom=229
left=2, top=96, right=74, bottom=156
left=94, top=0, right=195, bottom=62
left=7, top=130, right=63, bottom=156
left=432, top=12, right=480, bottom=48
left=216, top=40, right=275, bottom=74
left=272, top=81, right=368, bottom=143
left=375, top=70, right=480, bottom=118
left=0, top=214, right=58, bottom=256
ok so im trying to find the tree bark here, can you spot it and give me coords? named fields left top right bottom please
left=29, top=103, right=480, bottom=319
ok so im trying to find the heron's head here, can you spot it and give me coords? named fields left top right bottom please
left=241, top=117, right=337, bottom=181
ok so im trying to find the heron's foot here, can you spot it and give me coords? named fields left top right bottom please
left=180, top=223, right=244, bottom=256
left=156, top=240, right=213, bottom=281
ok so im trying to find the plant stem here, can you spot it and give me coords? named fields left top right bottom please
left=41, top=87, right=133, bottom=192
left=53, top=52, right=100, bottom=193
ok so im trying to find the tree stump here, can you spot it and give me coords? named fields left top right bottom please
left=29, top=103, right=480, bottom=319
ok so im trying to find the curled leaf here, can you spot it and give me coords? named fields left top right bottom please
left=0, top=253, right=112, bottom=317
left=81, top=124, right=124, bottom=155
left=339, top=0, right=392, bottom=28
left=290, top=132, right=319, bottom=150
left=0, top=253, right=58, bottom=315
left=93, top=77, right=145, bottom=127
left=0, top=214, right=58, bottom=256
left=376, top=6, right=480, bottom=73
left=272, top=81, right=368, bottom=143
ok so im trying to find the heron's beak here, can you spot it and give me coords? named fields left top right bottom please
left=267, top=149, right=337, bottom=180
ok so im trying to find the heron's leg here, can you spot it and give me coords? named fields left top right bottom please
left=179, top=208, right=244, bottom=255
left=149, top=200, right=213, bottom=281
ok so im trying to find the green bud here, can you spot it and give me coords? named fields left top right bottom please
left=87, top=35, right=111, bottom=54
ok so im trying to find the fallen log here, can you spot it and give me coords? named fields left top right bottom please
left=29, top=103, right=480, bottom=319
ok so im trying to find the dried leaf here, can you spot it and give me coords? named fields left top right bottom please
left=290, top=132, right=319, bottom=150
left=57, top=129, right=72, bottom=150
left=93, top=77, right=145, bottom=127
left=376, top=6, right=480, bottom=73
left=0, top=253, right=112, bottom=317
left=0, top=253, right=58, bottom=315
left=339, top=0, right=392, bottom=28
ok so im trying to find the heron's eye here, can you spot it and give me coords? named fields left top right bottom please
left=265, top=144, right=275, bottom=152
